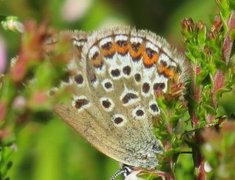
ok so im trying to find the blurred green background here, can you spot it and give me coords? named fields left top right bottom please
left=1, top=0, right=234, bottom=180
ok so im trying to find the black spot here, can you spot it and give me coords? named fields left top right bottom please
left=132, top=56, right=141, bottom=61
left=123, top=66, right=131, bottom=75
left=143, top=61, right=155, bottom=68
left=61, top=71, right=70, bottom=83
left=91, top=51, right=99, bottom=60
left=134, top=73, right=141, bottom=82
left=104, top=52, right=115, bottom=59
left=153, top=83, right=165, bottom=91
left=89, top=74, right=97, bottom=84
left=93, top=61, right=104, bottom=68
left=122, top=93, right=138, bottom=104
left=152, top=142, right=162, bottom=152
left=78, top=38, right=87, bottom=43
left=74, top=74, right=83, bottom=84
left=113, top=117, right=124, bottom=124
left=131, top=43, right=141, bottom=52
left=102, top=100, right=111, bottom=109
left=160, top=60, right=167, bottom=67
left=101, top=42, right=112, bottom=50
left=168, top=65, right=176, bottom=71
left=120, top=51, right=128, bottom=56
left=117, top=40, right=127, bottom=47
left=111, top=69, right=121, bottom=77
left=104, top=81, right=113, bottom=89
left=73, top=38, right=87, bottom=48
left=150, top=103, right=159, bottom=112
left=136, top=109, right=144, bottom=116
left=142, top=82, right=150, bottom=93
left=146, top=48, right=156, bottom=58
left=74, top=98, right=89, bottom=109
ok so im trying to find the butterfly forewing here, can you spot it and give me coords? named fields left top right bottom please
left=54, top=27, right=189, bottom=169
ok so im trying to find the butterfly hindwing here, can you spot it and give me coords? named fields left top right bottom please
left=54, top=26, right=189, bottom=169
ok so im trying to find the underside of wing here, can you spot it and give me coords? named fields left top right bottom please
left=53, top=26, right=189, bottom=169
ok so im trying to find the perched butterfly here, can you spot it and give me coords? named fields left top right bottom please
left=51, top=26, right=189, bottom=179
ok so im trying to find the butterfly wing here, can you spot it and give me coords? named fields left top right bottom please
left=54, top=27, right=189, bottom=169
left=53, top=30, right=141, bottom=167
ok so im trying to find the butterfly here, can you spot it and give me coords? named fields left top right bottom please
left=52, top=26, right=189, bottom=179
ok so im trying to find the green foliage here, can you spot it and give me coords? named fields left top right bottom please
left=179, top=0, right=235, bottom=179
left=202, top=122, right=235, bottom=179
left=151, top=0, right=235, bottom=179
left=0, top=143, right=15, bottom=180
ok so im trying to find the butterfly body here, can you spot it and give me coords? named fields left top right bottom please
left=53, top=27, right=189, bottom=171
